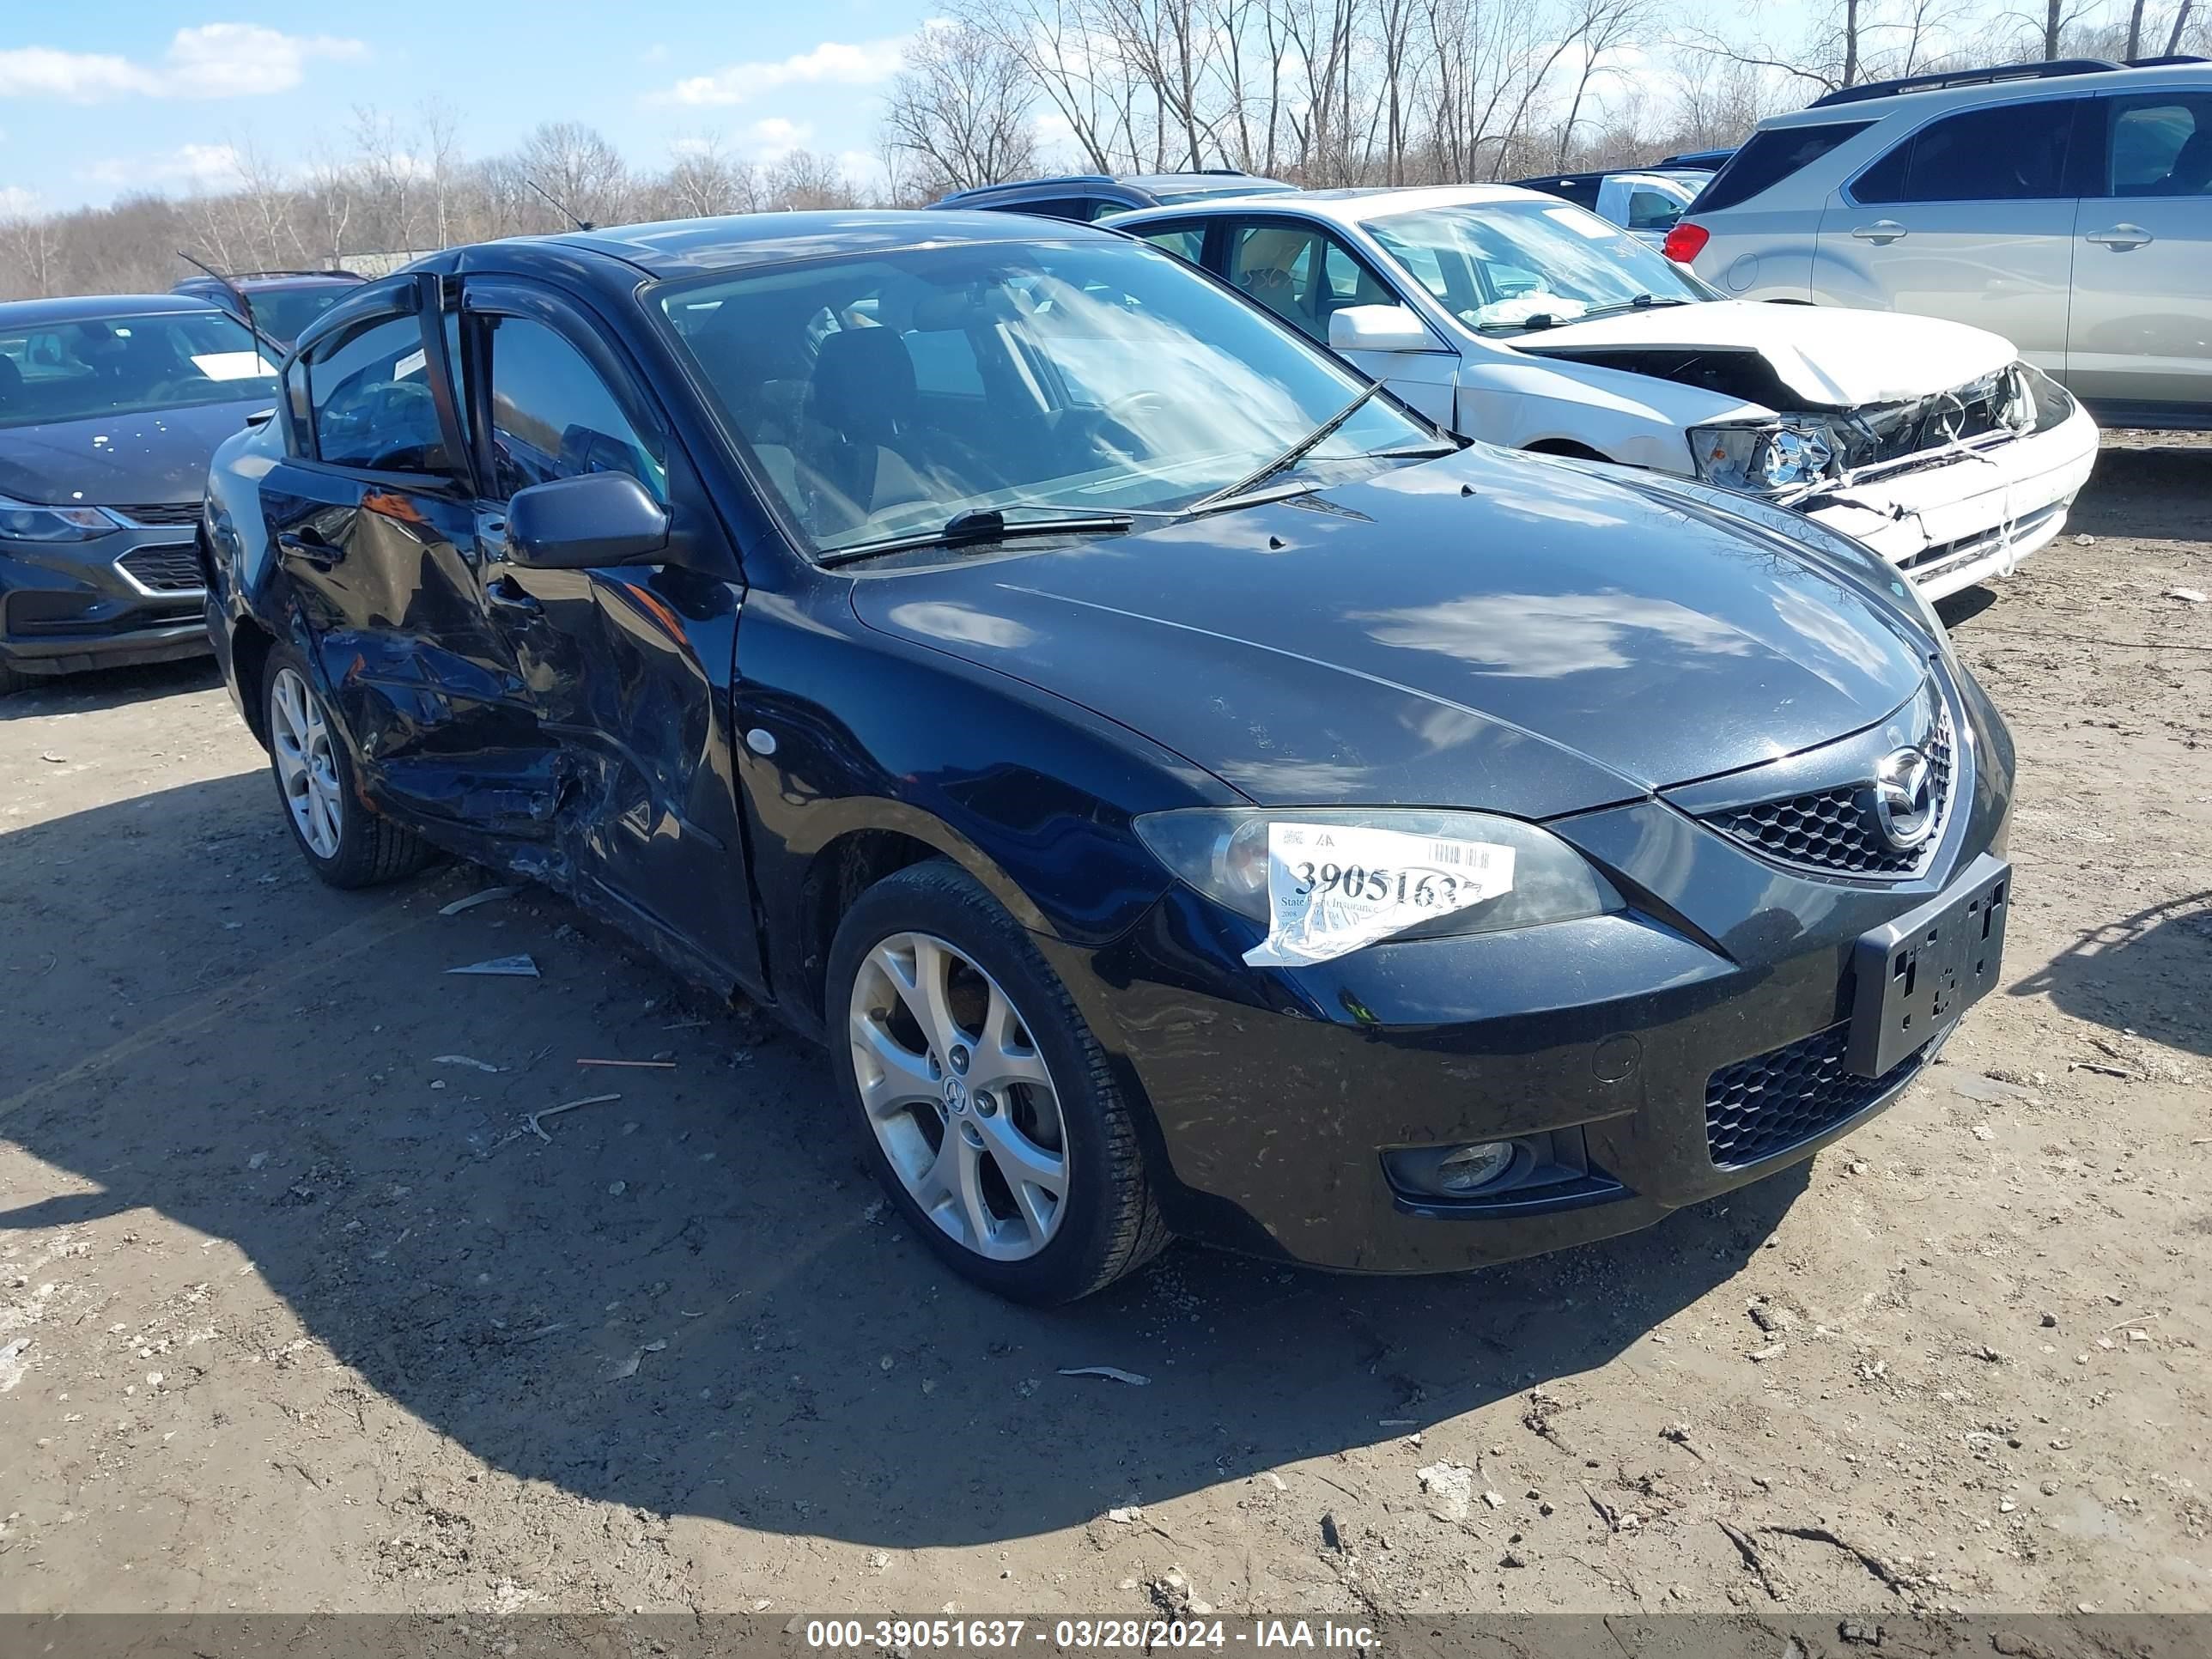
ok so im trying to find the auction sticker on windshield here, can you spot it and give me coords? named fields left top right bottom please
left=1243, top=822, right=1516, bottom=967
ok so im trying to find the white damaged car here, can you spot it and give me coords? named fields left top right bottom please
left=1112, top=185, right=2100, bottom=599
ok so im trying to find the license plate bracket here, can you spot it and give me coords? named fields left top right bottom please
left=1848, top=854, right=2011, bottom=1077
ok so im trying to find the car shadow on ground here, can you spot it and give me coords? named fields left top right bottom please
left=2007, top=888, right=2212, bottom=1060
left=0, top=771, right=1806, bottom=1550
left=0, top=655, right=222, bottom=720
left=2063, top=443, right=2209, bottom=541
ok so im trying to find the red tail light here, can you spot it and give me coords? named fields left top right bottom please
left=1662, top=221, right=1710, bottom=264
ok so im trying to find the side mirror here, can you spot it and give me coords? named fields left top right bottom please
left=1329, top=304, right=1437, bottom=354
left=505, top=472, right=670, bottom=569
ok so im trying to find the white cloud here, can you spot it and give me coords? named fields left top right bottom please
left=0, top=25, right=363, bottom=103
left=659, top=35, right=907, bottom=107
left=748, top=117, right=813, bottom=161
left=82, top=143, right=245, bottom=190
left=0, top=184, right=41, bottom=217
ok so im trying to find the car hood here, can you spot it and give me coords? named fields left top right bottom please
left=849, top=446, right=1932, bottom=817
left=0, top=400, right=268, bottom=507
left=1513, top=300, right=2016, bottom=408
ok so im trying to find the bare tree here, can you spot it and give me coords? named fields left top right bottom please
left=519, top=122, right=629, bottom=228
left=1, top=210, right=61, bottom=298
left=665, top=132, right=763, bottom=217
left=1554, top=0, right=1651, bottom=167
left=883, top=18, right=1041, bottom=193
left=416, top=97, right=463, bottom=250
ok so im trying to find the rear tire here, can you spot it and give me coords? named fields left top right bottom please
left=262, top=645, right=436, bottom=889
left=828, top=860, right=1170, bottom=1304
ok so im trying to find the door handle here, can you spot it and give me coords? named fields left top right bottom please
left=2087, top=223, right=2152, bottom=250
left=1851, top=221, right=1907, bottom=244
left=485, top=574, right=542, bottom=617
left=276, top=529, right=337, bottom=568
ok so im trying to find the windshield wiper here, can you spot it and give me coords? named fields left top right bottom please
left=1579, top=293, right=1693, bottom=319
left=1184, top=380, right=1386, bottom=516
left=817, top=506, right=1136, bottom=566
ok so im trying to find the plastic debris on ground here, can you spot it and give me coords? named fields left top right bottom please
left=524, top=1092, right=623, bottom=1143
left=446, top=955, right=539, bottom=977
left=1057, top=1365, right=1151, bottom=1386
left=438, top=885, right=520, bottom=916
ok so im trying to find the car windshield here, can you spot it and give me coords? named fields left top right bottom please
left=1364, top=199, right=1709, bottom=334
left=0, top=309, right=278, bottom=430
left=248, top=286, right=356, bottom=346
left=655, top=239, right=1434, bottom=556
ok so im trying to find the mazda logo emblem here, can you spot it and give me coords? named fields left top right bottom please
left=1867, top=746, right=1937, bottom=850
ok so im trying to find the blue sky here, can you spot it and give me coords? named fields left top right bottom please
left=0, top=2, right=939, bottom=213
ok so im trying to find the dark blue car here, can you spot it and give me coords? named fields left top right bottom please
left=201, top=210, right=2012, bottom=1303
left=1, top=293, right=279, bottom=694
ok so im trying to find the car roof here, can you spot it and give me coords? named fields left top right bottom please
left=1115, top=183, right=1555, bottom=227
left=1118, top=173, right=1292, bottom=195
left=1759, top=57, right=2209, bottom=129
left=228, top=272, right=366, bottom=289
left=422, top=210, right=1128, bottom=283
left=939, top=171, right=1284, bottom=201
left=0, top=293, right=237, bottom=328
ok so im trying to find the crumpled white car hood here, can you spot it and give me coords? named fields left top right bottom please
left=1516, top=300, right=2018, bottom=408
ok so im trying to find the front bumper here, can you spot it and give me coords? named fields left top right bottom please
left=1040, top=666, right=2014, bottom=1273
left=1802, top=400, right=2100, bottom=600
left=0, top=522, right=213, bottom=677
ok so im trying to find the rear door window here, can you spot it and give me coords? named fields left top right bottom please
left=1137, top=223, right=1206, bottom=264
left=2103, top=92, right=2212, bottom=196
left=1225, top=222, right=1396, bottom=343
left=1853, top=100, right=2082, bottom=204
left=1696, top=120, right=1874, bottom=213
left=307, top=312, right=449, bottom=473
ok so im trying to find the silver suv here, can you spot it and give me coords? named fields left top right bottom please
left=1668, top=58, right=2211, bottom=430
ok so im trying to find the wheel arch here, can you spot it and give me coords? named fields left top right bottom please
left=228, top=614, right=279, bottom=750
left=786, top=806, right=1057, bottom=1037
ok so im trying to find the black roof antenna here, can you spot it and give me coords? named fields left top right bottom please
left=524, top=176, right=593, bottom=232
left=176, top=249, right=268, bottom=347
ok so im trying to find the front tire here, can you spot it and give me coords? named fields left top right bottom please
left=828, top=860, right=1170, bottom=1304
left=262, top=647, right=435, bottom=889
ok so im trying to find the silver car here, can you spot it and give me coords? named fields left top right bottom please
left=1669, top=59, right=2212, bottom=430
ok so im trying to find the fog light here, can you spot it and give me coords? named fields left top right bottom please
left=1435, top=1140, right=1515, bottom=1194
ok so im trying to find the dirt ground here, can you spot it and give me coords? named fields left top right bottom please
left=2, top=433, right=2208, bottom=1621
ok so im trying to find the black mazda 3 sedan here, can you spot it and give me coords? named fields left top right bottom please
left=1, top=294, right=279, bottom=694
left=201, top=212, right=2012, bottom=1304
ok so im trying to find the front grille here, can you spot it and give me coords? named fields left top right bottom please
left=1705, top=702, right=1953, bottom=879
left=1705, top=1022, right=1923, bottom=1168
left=111, top=501, right=204, bottom=527
left=117, top=544, right=206, bottom=593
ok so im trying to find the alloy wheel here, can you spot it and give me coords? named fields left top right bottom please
left=270, top=665, right=343, bottom=860
left=848, top=931, right=1070, bottom=1261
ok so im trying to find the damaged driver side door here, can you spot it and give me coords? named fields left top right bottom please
left=450, top=278, right=760, bottom=993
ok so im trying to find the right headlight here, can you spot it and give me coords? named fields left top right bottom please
left=1133, top=806, right=1623, bottom=968
left=1688, top=422, right=1835, bottom=495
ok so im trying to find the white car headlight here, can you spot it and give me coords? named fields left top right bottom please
left=1133, top=806, right=1622, bottom=962
left=1688, top=422, right=1835, bottom=495
left=0, top=493, right=122, bottom=543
